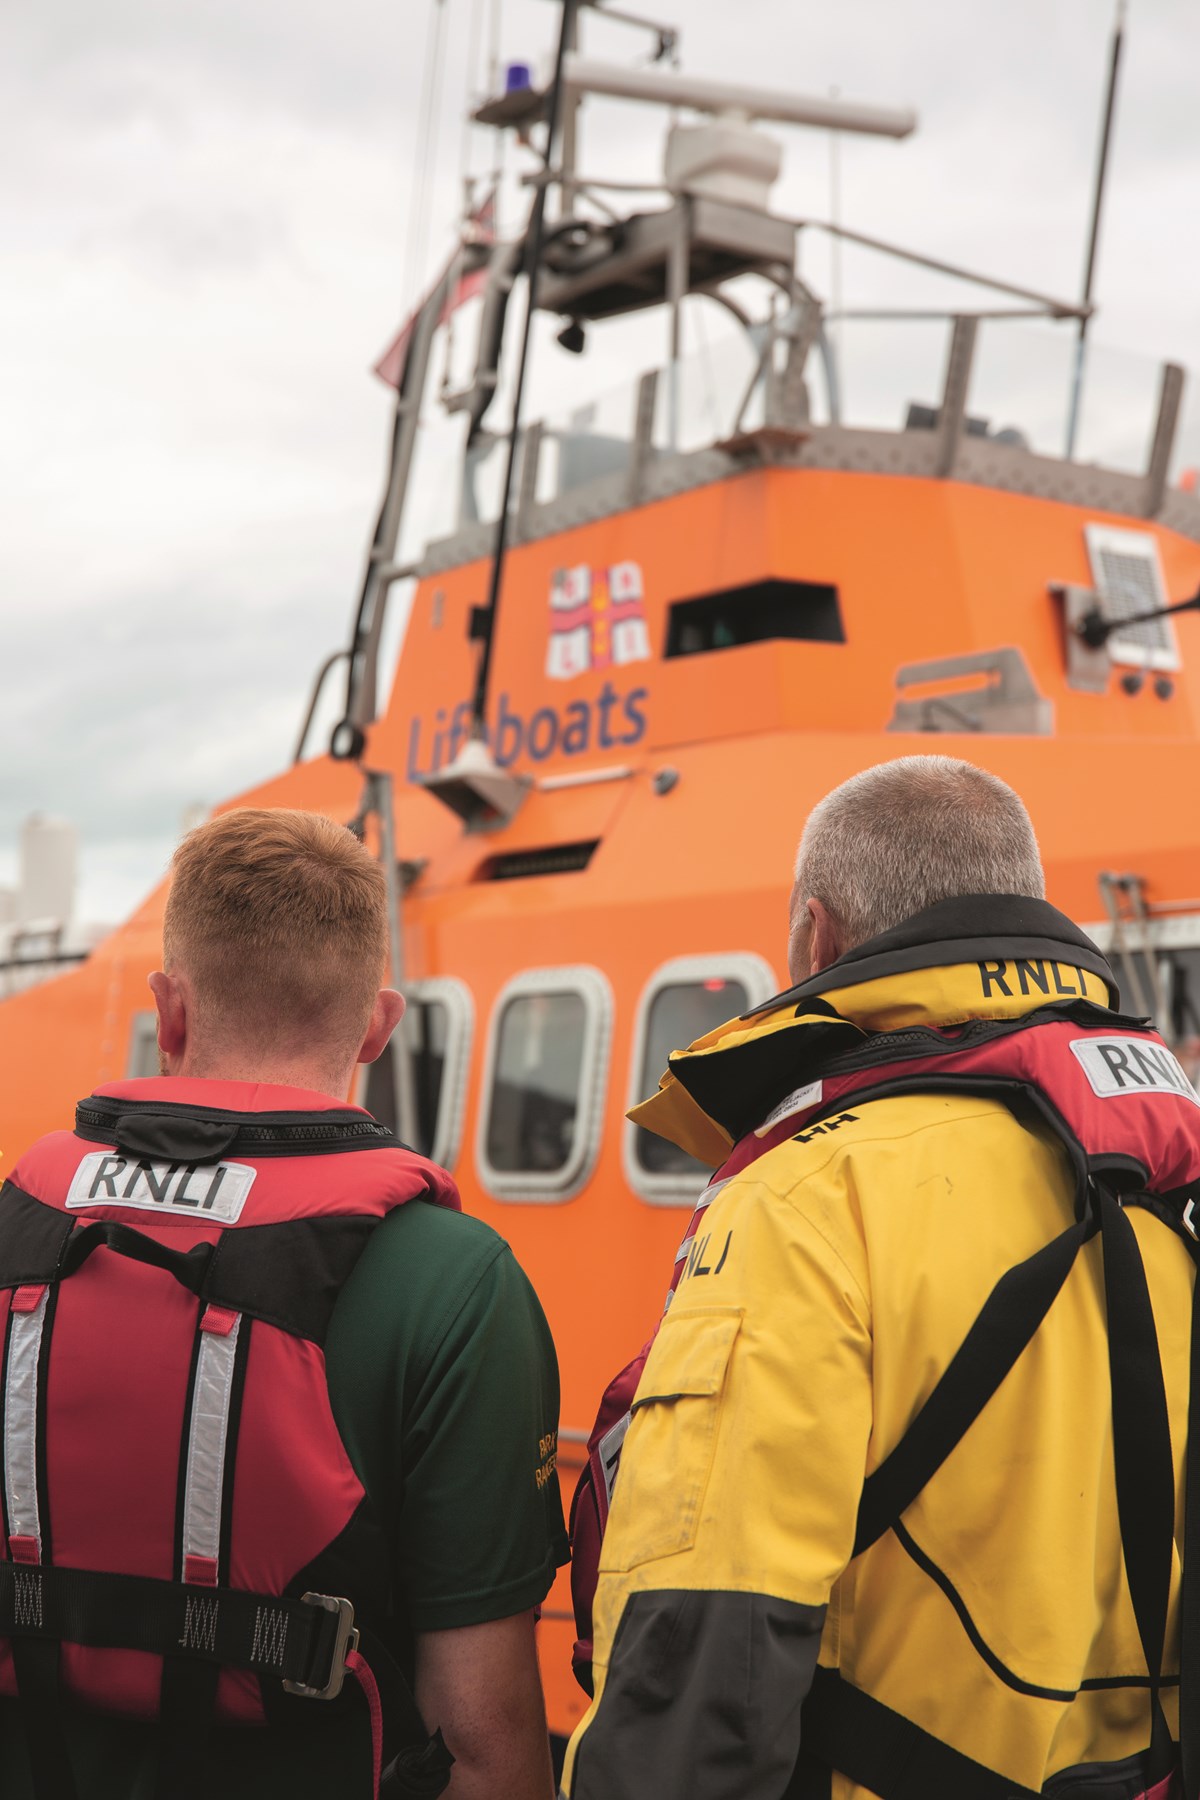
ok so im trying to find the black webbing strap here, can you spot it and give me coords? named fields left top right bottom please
left=801, top=1667, right=1039, bottom=1800
left=0, top=1185, right=379, bottom=1350
left=780, top=1749, right=832, bottom=1800
left=58, top=1221, right=212, bottom=1294
left=10, top=1637, right=78, bottom=1800
left=804, top=1182, right=1183, bottom=1799
left=155, top=1658, right=218, bottom=1800
left=1181, top=1252, right=1200, bottom=1800
left=1100, top=1189, right=1177, bottom=1785
left=1180, top=1245, right=1200, bottom=1800
left=0, top=1563, right=345, bottom=1692
left=853, top=1209, right=1095, bottom=1559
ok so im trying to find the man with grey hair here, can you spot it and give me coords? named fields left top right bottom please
left=564, top=755, right=1196, bottom=1800
left=789, top=754, right=1045, bottom=981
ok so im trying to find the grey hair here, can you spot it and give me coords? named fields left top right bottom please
left=793, top=756, right=1045, bottom=951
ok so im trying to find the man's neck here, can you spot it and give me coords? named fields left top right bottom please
left=166, top=1051, right=355, bottom=1101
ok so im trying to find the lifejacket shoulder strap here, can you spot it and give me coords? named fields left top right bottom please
left=0, top=1178, right=378, bottom=1348
left=801, top=1075, right=1184, bottom=1796
left=781, top=1073, right=1097, bottom=1560
left=853, top=1202, right=1094, bottom=1558
left=1182, top=1268, right=1200, bottom=1800
left=795, top=1667, right=1041, bottom=1800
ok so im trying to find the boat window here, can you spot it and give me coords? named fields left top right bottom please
left=126, top=1012, right=160, bottom=1079
left=665, top=579, right=844, bottom=659
left=360, top=977, right=473, bottom=1169
left=625, top=955, right=778, bottom=1207
left=478, top=967, right=612, bottom=1203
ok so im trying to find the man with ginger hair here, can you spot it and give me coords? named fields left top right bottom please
left=0, top=807, right=568, bottom=1800
left=564, top=755, right=1196, bottom=1800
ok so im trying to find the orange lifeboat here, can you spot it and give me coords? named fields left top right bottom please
left=4, top=11, right=1200, bottom=1746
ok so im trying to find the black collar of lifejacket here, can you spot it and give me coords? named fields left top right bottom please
left=667, top=897, right=1120, bottom=1150
left=758, top=893, right=1119, bottom=1016
left=74, top=1095, right=406, bottom=1164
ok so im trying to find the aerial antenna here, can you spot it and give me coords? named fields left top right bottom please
left=469, top=0, right=580, bottom=739
left=1076, top=584, right=1200, bottom=650
left=1064, top=0, right=1128, bottom=460
left=829, top=85, right=843, bottom=383
left=405, top=0, right=452, bottom=309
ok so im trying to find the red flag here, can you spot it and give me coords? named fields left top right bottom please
left=372, top=190, right=497, bottom=390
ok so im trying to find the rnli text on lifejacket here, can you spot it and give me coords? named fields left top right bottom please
left=64, top=1151, right=257, bottom=1222
left=978, top=958, right=1088, bottom=999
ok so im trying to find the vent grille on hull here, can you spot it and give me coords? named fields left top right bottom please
left=476, top=841, right=599, bottom=881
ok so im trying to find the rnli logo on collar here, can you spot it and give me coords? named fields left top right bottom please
left=1070, top=1037, right=1200, bottom=1106
left=65, top=1152, right=256, bottom=1221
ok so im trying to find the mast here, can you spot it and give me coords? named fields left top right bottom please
left=469, top=0, right=580, bottom=739
left=1064, top=0, right=1128, bottom=461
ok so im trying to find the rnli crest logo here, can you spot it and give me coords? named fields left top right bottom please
left=546, top=562, right=652, bottom=681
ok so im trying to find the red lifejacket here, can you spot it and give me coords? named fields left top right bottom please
left=0, top=1078, right=459, bottom=1799
left=570, top=1002, right=1200, bottom=1800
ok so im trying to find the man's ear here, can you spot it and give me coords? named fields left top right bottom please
left=806, top=898, right=844, bottom=978
left=358, top=989, right=406, bottom=1066
left=148, top=970, right=188, bottom=1065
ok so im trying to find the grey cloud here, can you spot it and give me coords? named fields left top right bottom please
left=1, top=542, right=354, bottom=854
left=76, top=202, right=295, bottom=282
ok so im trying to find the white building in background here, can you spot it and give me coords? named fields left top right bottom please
left=0, top=814, right=107, bottom=999
left=18, top=813, right=76, bottom=927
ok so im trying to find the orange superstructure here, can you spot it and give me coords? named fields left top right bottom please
left=5, top=20, right=1200, bottom=1744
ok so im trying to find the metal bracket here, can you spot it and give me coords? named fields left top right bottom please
left=1143, top=361, right=1185, bottom=520
left=776, top=292, right=821, bottom=427
left=417, top=738, right=531, bottom=832
left=936, top=315, right=978, bottom=479
left=1098, top=871, right=1166, bottom=1022
left=515, top=420, right=545, bottom=541
left=887, top=647, right=1053, bottom=735
left=1050, top=583, right=1111, bottom=694
left=627, top=369, right=660, bottom=507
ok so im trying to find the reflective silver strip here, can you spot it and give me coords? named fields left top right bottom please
left=674, top=1179, right=731, bottom=1265
left=598, top=1410, right=631, bottom=1509
left=181, top=1315, right=241, bottom=1571
left=4, top=1292, right=49, bottom=1553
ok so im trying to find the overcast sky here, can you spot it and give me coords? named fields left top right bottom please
left=5, top=0, right=1200, bottom=924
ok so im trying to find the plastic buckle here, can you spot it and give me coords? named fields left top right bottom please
left=1184, top=1199, right=1198, bottom=1241
left=283, top=1592, right=360, bottom=1701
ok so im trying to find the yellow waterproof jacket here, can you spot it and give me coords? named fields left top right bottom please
left=563, top=896, right=1197, bottom=1800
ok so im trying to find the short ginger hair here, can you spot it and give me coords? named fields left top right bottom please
left=163, top=808, right=388, bottom=1056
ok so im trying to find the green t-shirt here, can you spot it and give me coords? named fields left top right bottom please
left=0, top=1200, right=570, bottom=1797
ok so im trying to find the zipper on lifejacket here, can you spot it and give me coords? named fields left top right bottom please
left=74, top=1101, right=398, bottom=1152
left=818, top=1009, right=1068, bottom=1079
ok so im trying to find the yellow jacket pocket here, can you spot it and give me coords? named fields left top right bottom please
left=601, top=1306, right=742, bottom=1573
